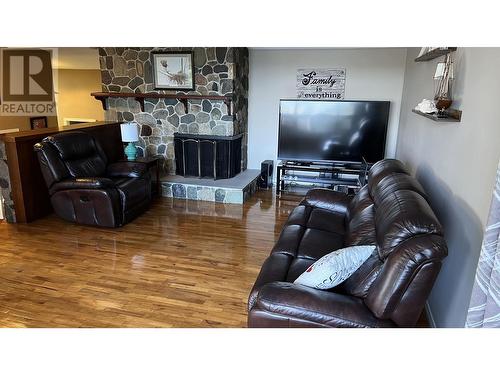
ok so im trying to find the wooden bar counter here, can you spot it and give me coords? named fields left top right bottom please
left=0, top=122, right=124, bottom=223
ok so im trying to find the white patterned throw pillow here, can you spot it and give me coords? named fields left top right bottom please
left=294, top=245, right=376, bottom=290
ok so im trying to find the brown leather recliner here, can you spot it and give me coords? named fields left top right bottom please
left=34, top=131, right=151, bottom=227
left=248, top=159, right=448, bottom=328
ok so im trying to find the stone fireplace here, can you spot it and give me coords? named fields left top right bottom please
left=98, top=47, right=249, bottom=176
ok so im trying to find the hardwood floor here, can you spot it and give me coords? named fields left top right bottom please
left=0, top=190, right=428, bottom=328
left=0, top=190, right=302, bottom=327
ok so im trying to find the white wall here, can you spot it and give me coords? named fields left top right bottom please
left=247, top=48, right=407, bottom=169
left=396, top=48, right=500, bottom=327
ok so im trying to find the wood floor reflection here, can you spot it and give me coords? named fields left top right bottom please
left=0, top=190, right=428, bottom=328
left=0, top=190, right=301, bottom=327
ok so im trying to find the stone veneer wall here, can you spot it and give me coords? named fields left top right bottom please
left=98, top=47, right=249, bottom=174
left=0, top=139, right=15, bottom=222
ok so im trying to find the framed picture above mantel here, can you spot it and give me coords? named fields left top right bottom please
left=152, top=51, right=195, bottom=91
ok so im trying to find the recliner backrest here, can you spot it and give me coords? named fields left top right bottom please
left=341, top=159, right=447, bottom=325
left=34, top=140, right=71, bottom=189
left=367, top=158, right=409, bottom=191
left=346, top=159, right=411, bottom=237
left=39, top=131, right=108, bottom=182
left=370, top=172, right=428, bottom=207
left=374, top=190, right=442, bottom=259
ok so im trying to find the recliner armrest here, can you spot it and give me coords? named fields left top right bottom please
left=300, top=188, right=352, bottom=215
left=252, top=282, right=394, bottom=328
left=107, top=161, right=149, bottom=178
left=49, top=177, right=116, bottom=194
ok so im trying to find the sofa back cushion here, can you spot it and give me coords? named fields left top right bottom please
left=370, top=172, right=428, bottom=207
left=343, top=186, right=377, bottom=297
left=374, top=190, right=443, bottom=260
left=367, top=159, right=409, bottom=191
left=341, top=159, right=444, bottom=302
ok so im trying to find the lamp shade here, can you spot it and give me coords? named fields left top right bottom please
left=120, top=122, right=139, bottom=142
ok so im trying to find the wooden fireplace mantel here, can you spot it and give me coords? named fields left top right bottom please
left=91, top=92, right=233, bottom=116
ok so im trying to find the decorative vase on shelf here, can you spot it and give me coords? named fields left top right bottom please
left=434, top=54, right=454, bottom=117
left=435, top=96, right=452, bottom=113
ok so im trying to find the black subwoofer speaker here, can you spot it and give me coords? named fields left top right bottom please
left=259, top=160, right=273, bottom=189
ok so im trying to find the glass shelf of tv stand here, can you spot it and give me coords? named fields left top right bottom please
left=282, top=174, right=359, bottom=186
left=277, top=161, right=366, bottom=196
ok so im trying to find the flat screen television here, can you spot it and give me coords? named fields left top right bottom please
left=278, top=99, right=390, bottom=164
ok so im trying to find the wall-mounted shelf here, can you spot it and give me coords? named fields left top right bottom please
left=412, top=108, right=462, bottom=122
left=91, top=92, right=233, bottom=115
left=415, top=47, right=457, bottom=62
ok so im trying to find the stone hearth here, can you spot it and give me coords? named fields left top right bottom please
left=161, top=169, right=260, bottom=204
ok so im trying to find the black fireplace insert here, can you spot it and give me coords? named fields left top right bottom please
left=174, top=133, right=242, bottom=180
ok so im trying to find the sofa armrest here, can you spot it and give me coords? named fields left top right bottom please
left=49, top=177, right=116, bottom=194
left=251, top=282, right=394, bottom=328
left=248, top=254, right=293, bottom=310
left=300, top=188, right=352, bottom=215
left=107, top=161, right=149, bottom=178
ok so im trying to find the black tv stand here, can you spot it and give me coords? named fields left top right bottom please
left=276, top=160, right=371, bottom=196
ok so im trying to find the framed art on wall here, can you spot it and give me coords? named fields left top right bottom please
left=152, top=51, right=195, bottom=91
left=30, top=116, right=48, bottom=129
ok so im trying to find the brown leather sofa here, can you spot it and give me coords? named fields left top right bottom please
left=34, top=131, right=151, bottom=227
left=248, top=159, right=447, bottom=328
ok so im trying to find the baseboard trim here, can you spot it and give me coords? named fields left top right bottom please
left=425, top=302, right=437, bottom=328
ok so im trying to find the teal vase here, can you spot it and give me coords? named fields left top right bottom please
left=124, top=142, right=137, bottom=161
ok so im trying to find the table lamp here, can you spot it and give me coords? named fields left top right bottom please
left=120, top=122, right=139, bottom=160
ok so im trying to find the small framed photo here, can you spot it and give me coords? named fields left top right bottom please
left=152, top=51, right=195, bottom=91
left=30, top=116, right=48, bottom=129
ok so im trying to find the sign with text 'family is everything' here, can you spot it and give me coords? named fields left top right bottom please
left=296, top=68, right=346, bottom=100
